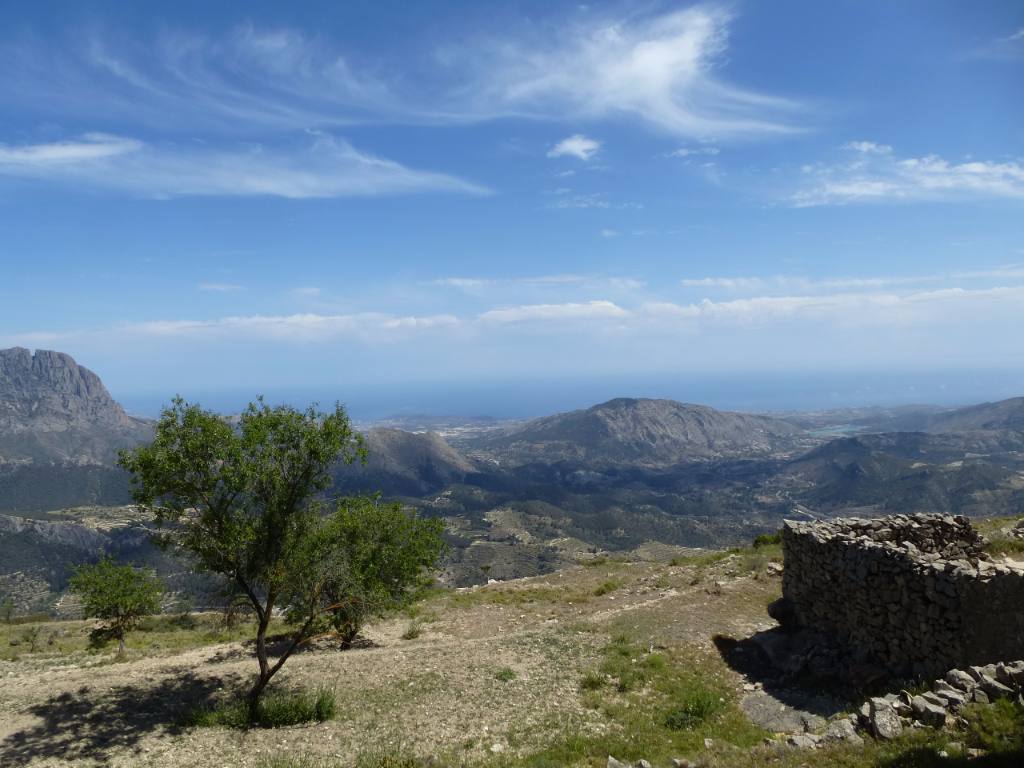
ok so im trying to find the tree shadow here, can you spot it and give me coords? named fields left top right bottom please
left=207, top=632, right=379, bottom=664
left=0, top=670, right=240, bottom=766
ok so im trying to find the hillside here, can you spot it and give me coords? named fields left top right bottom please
left=912, top=397, right=1024, bottom=433
left=470, top=398, right=805, bottom=468
left=1, top=543, right=1021, bottom=767
left=333, top=427, right=478, bottom=496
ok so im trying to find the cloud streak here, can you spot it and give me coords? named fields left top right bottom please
left=0, top=133, right=487, bottom=198
left=0, top=7, right=801, bottom=138
left=793, top=142, right=1024, bottom=206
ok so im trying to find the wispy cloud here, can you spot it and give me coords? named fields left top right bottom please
left=198, top=282, right=245, bottom=292
left=681, top=266, right=1024, bottom=294
left=479, top=300, right=628, bottom=324
left=548, top=134, right=601, bottom=161
left=967, top=26, right=1024, bottom=61
left=666, top=146, right=720, bottom=158
left=793, top=142, right=1024, bottom=206
left=0, top=133, right=487, bottom=198
left=0, top=8, right=801, bottom=138
left=449, top=5, right=803, bottom=138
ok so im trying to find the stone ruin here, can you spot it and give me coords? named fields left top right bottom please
left=777, top=513, right=1024, bottom=680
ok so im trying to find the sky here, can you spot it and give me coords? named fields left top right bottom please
left=1, top=0, right=1023, bottom=418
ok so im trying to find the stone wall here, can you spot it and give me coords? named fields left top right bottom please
left=780, top=513, right=1024, bottom=679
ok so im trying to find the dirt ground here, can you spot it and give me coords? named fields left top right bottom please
left=0, top=557, right=781, bottom=767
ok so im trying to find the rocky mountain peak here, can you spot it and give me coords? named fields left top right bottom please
left=0, top=348, right=150, bottom=464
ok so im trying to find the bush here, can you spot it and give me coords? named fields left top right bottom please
left=188, top=687, right=336, bottom=729
left=753, top=531, right=782, bottom=548
left=594, top=578, right=624, bottom=596
left=663, top=686, right=723, bottom=729
left=400, top=620, right=423, bottom=640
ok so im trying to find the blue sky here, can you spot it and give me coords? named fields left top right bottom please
left=1, top=1, right=1023, bottom=417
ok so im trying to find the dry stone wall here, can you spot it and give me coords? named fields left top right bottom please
left=781, top=513, right=1024, bottom=679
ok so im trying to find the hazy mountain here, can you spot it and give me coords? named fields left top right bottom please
left=469, top=397, right=805, bottom=468
left=0, top=347, right=151, bottom=465
left=898, top=397, right=1024, bottom=433
left=333, top=427, right=478, bottom=497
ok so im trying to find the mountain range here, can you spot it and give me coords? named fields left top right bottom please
left=1, top=347, right=1023, bottom=610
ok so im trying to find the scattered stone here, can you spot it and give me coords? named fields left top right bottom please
left=870, top=700, right=903, bottom=740
left=607, top=757, right=626, bottom=768
left=946, top=669, right=976, bottom=692
left=823, top=717, right=863, bottom=746
left=978, top=676, right=1014, bottom=701
left=671, top=760, right=697, bottom=768
left=787, top=733, right=819, bottom=749
left=911, top=695, right=946, bottom=728
left=633, top=761, right=652, bottom=768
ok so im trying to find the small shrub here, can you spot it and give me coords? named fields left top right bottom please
left=753, top=531, right=782, bottom=548
left=187, top=687, right=336, bottom=729
left=580, top=670, right=605, bottom=691
left=664, top=686, right=723, bottom=730
left=400, top=619, right=423, bottom=640
left=594, top=579, right=624, bottom=597
left=495, top=667, right=517, bottom=682
left=964, top=699, right=1024, bottom=754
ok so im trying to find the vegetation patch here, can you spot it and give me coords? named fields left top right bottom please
left=187, top=686, right=336, bottom=729
left=593, top=578, right=625, bottom=597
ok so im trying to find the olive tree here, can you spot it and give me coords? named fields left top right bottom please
left=69, top=557, right=163, bottom=656
left=118, top=397, right=383, bottom=716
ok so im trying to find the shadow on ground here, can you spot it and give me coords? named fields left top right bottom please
left=207, top=632, right=378, bottom=664
left=0, top=669, right=239, bottom=766
left=714, top=631, right=852, bottom=731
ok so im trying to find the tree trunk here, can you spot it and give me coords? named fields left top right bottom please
left=247, top=595, right=275, bottom=722
left=117, top=633, right=125, bottom=658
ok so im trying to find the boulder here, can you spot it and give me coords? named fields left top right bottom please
left=870, top=700, right=903, bottom=740
left=911, top=695, right=947, bottom=728
left=823, top=718, right=863, bottom=746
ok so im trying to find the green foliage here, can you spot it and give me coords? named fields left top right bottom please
left=296, top=495, right=446, bottom=648
left=0, top=596, right=13, bottom=623
left=495, top=667, right=517, bottom=682
left=963, top=699, right=1024, bottom=754
left=580, top=670, right=605, bottom=691
left=401, top=619, right=424, bottom=640
left=752, top=531, right=782, bottom=547
left=663, top=686, right=723, bottom=729
left=68, top=556, right=162, bottom=653
left=187, top=687, right=336, bottom=729
left=593, top=578, right=624, bottom=596
left=119, top=396, right=367, bottom=711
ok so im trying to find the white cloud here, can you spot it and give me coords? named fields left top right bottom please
left=198, top=282, right=245, bottom=292
left=479, top=300, right=628, bottom=324
left=841, top=141, right=892, bottom=155
left=599, top=228, right=619, bottom=238
left=666, top=146, right=720, bottom=158
left=682, top=267, right=1024, bottom=294
left=290, top=286, right=322, bottom=298
left=0, top=10, right=800, bottom=139
left=127, top=312, right=460, bottom=342
left=794, top=143, right=1024, bottom=206
left=548, top=134, right=601, bottom=161
left=0, top=133, right=488, bottom=198
left=451, top=5, right=802, bottom=138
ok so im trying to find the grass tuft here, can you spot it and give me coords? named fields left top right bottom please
left=593, top=579, right=624, bottom=597
left=401, top=619, right=423, bottom=640
left=664, top=686, right=723, bottom=730
left=187, top=686, right=336, bottom=729
left=495, top=667, right=517, bottom=682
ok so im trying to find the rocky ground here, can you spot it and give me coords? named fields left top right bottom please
left=0, top=546, right=1021, bottom=768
